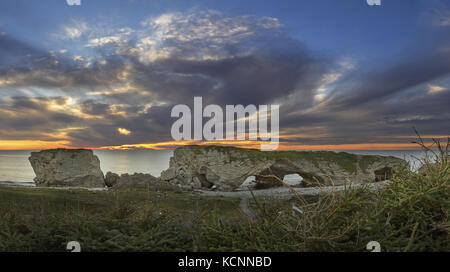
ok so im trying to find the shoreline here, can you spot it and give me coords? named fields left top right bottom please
left=0, top=180, right=391, bottom=196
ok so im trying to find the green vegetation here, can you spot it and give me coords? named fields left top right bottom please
left=358, top=155, right=382, bottom=174
left=0, top=141, right=448, bottom=252
left=0, top=187, right=243, bottom=252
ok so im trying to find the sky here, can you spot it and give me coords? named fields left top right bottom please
left=0, top=0, right=449, bottom=150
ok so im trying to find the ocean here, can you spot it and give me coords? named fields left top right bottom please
left=0, top=150, right=173, bottom=183
left=0, top=150, right=427, bottom=184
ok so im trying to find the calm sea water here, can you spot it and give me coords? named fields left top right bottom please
left=0, top=150, right=426, bottom=183
left=0, top=150, right=173, bottom=183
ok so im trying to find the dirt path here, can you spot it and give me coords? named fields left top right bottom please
left=195, top=180, right=391, bottom=198
left=1, top=180, right=392, bottom=218
left=195, top=181, right=391, bottom=218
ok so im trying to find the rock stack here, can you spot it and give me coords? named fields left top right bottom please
left=29, top=149, right=105, bottom=188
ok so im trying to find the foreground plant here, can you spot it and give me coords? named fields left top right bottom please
left=199, top=136, right=449, bottom=252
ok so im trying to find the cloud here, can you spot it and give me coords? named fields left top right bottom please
left=326, top=51, right=450, bottom=111
left=427, top=84, right=447, bottom=94
left=1, top=9, right=328, bottom=107
left=133, top=10, right=282, bottom=62
left=0, top=53, right=128, bottom=91
left=0, top=97, right=81, bottom=140
left=0, top=34, right=50, bottom=70
left=61, top=19, right=88, bottom=39
left=118, top=127, right=131, bottom=135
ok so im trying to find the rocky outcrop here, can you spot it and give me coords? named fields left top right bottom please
left=28, top=146, right=405, bottom=192
left=29, top=149, right=105, bottom=188
left=160, top=146, right=405, bottom=191
left=111, top=173, right=181, bottom=191
left=105, top=172, right=120, bottom=187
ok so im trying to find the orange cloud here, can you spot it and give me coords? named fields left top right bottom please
left=96, top=140, right=424, bottom=151
left=0, top=140, right=71, bottom=150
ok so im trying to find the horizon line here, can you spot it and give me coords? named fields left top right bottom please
left=0, top=140, right=432, bottom=151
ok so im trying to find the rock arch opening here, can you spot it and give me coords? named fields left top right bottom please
left=283, top=174, right=303, bottom=186
left=374, top=167, right=393, bottom=182
left=196, top=174, right=214, bottom=188
left=254, top=174, right=283, bottom=189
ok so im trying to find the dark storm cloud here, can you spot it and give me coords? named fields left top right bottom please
left=0, top=31, right=128, bottom=92
left=154, top=46, right=325, bottom=106
left=77, top=22, right=328, bottom=108
left=270, top=26, right=450, bottom=146
left=0, top=56, right=128, bottom=91
left=0, top=34, right=49, bottom=69
left=0, top=96, right=173, bottom=147
left=2, top=10, right=329, bottom=108
left=65, top=103, right=177, bottom=147
left=279, top=75, right=450, bottom=146
left=79, top=100, right=111, bottom=116
left=329, top=53, right=450, bottom=110
left=0, top=10, right=330, bottom=148
left=0, top=97, right=80, bottom=140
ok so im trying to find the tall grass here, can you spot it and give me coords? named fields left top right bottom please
left=199, top=137, right=449, bottom=252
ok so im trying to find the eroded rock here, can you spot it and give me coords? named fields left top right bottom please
left=112, top=173, right=181, bottom=191
left=29, top=149, right=105, bottom=188
left=160, top=145, right=405, bottom=191
left=105, top=172, right=120, bottom=187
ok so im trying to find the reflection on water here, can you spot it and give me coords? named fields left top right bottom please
left=0, top=149, right=427, bottom=183
left=0, top=150, right=36, bottom=182
left=0, top=150, right=173, bottom=182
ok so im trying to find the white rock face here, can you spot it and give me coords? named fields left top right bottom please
left=29, top=149, right=105, bottom=188
left=160, top=146, right=405, bottom=191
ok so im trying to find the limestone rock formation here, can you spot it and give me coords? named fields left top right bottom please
left=105, top=172, right=120, bottom=187
left=29, top=149, right=105, bottom=188
left=111, top=173, right=181, bottom=191
left=160, top=145, right=405, bottom=191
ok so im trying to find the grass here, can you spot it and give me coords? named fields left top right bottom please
left=0, top=139, right=448, bottom=252
left=0, top=188, right=243, bottom=252
left=358, top=155, right=382, bottom=174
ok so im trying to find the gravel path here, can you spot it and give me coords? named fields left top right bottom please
left=1, top=180, right=392, bottom=218
left=195, top=181, right=392, bottom=218
left=195, top=180, right=391, bottom=198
